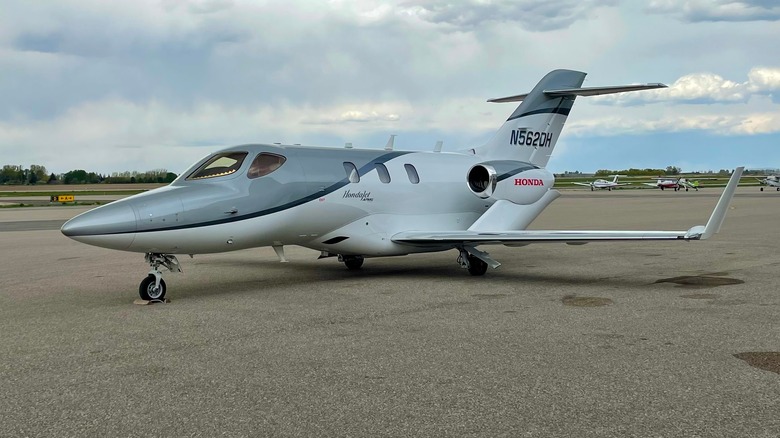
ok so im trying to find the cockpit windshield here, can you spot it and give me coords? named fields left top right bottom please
left=247, top=153, right=286, bottom=179
left=187, top=152, right=248, bottom=180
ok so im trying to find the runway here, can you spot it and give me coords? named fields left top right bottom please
left=1, top=188, right=778, bottom=437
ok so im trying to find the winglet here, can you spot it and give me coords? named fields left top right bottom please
left=384, top=134, right=396, bottom=151
left=685, top=167, right=743, bottom=240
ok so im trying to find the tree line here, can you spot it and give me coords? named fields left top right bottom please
left=593, top=166, right=737, bottom=177
left=0, top=164, right=178, bottom=185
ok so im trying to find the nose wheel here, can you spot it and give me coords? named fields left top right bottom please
left=139, top=253, right=181, bottom=301
left=140, top=275, right=167, bottom=301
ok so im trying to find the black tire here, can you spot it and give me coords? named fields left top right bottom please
left=467, top=255, right=488, bottom=276
left=139, top=275, right=166, bottom=301
left=760, top=187, right=764, bottom=191
left=590, top=186, right=594, bottom=191
left=685, top=188, right=689, bottom=191
left=343, top=256, right=364, bottom=270
left=660, top=186, right=664, bottom=191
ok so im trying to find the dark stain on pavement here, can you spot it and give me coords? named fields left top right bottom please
left=734, top=352, right=780, bottom=375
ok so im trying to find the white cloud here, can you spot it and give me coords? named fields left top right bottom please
left=592, top=67, right=780, bottom=104
left=647, top=0, right=780, bottom=22
left=567, top=111, right=780, bottom=136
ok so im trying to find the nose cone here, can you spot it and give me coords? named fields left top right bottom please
left=61, top=202, right=137, bottom=250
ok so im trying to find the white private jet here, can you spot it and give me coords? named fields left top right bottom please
left=61, top=69, right=744, bottom=301
left=757, top=175, right=780, bottom=191
left=572, top=175, right=629, bottom=191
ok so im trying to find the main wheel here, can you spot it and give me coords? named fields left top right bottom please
left=139, top=275, right=166, bottom=301
left=343, top=256, right=364, bottom=270
left=760, top=187, right=764, bottom=191
left=467, top=255, right=488, bottom=276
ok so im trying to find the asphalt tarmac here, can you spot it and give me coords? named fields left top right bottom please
left=1, top=187, right=778, bottom=437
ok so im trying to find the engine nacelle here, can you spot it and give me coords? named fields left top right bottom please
left=467, top=161, right=553, bottom=205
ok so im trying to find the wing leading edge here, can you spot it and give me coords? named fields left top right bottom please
left=392, top=167, right=743, bottom=247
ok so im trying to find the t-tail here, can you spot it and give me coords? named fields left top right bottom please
left=472, top=69, right=667, bottom=167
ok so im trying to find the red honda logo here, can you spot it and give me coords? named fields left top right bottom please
left=514, top=178, right=544, bottom=186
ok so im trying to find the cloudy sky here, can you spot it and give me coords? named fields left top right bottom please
left=1, top=0, right=779, bottom=175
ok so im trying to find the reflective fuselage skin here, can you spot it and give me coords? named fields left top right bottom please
left=62, top=144, right=554, bottom=257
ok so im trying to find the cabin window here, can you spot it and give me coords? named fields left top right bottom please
left=404, top=164, right=420, bottom=184
left=343, top=162, right=360, bottom=183
left=375, top=163, right=391, bottom=183
left=187, top=152, right=248, bottom=180
left=248, top=153, right=286, bottom=179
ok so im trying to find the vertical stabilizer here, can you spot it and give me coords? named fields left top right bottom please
left=473, top=70, right=586, bottom=167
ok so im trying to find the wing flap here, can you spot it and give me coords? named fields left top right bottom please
left=392, top=229, right=691, bottom=246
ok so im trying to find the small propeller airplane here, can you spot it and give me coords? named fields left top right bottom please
left=645, top=177, right=681, bottom=191
left=644, top=177, right=702, bottom=191
left=677, top=178, right=702, bottom=191
left=757, top=175, right=780, bottom=191
left=61, top=69, right=744, bottom=301
left=572, top=175, right=629, bottom=191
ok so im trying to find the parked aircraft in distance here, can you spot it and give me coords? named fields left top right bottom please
left=60, top=69, right=743, bottom=301
left=645, top=177, right=703, bottom=191
left=645, top=177, right=682, bottom=191
left=757, top=175, right=780, bottom=191
left=572, top=175, right=629, bottom=191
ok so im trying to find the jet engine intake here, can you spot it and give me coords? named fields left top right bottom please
left=467, top=161, right=553, bottom=205
left=467, top=164, right=497, bottom=199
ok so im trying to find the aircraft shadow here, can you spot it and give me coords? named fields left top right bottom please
left=175, top=256, right=657, bottom=300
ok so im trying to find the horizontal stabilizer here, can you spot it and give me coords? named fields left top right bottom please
left=488, top=83, right=667, bottom=103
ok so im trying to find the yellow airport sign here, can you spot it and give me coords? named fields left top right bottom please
left=50, top=194, right=75, bottom=203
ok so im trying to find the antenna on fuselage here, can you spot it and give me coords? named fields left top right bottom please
left=434, top=140, right=443, bottom=153
left=384, top=135, right=396, bottom=151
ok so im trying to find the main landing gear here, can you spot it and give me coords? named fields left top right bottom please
left=139, top=253, right=181, bottom=301
left=339, top=255, right=364, bottom=270
left=457, top=247, right=497, bottom=276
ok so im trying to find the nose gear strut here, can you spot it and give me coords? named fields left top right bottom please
left=139, top=253, right=182, bottom=301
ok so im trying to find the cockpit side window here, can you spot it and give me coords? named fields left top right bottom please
left=187, top=152, right=248, bottom=180
left=248, top=153, right=287, bottom=179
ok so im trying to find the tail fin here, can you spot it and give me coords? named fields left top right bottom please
left=472, top=69, right=666, bottom=167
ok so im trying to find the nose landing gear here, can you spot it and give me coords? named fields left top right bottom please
left=139, top=253, right=182, bottom=301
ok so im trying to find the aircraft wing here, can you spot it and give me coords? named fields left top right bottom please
left=571, top=182, right=593, bottom=187
left=642, top=182, right=660, bottom=187
left=393, top=167, right=743, bottom=247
